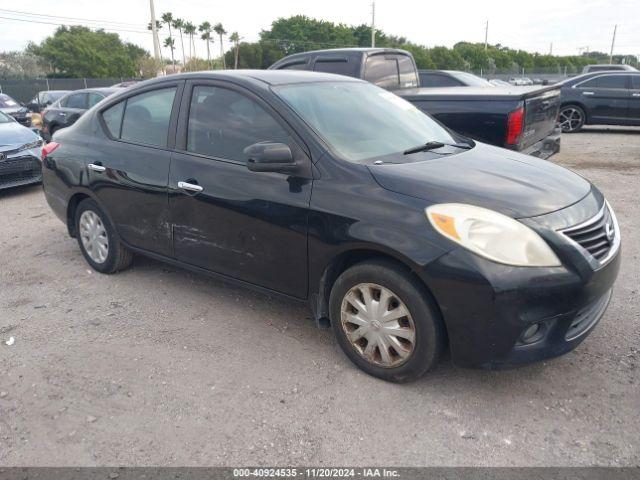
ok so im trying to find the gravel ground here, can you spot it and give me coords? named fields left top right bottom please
left=0, top=127, right=638, bottom=467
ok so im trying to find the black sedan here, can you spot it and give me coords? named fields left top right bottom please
left=42, top=71, right=620, bottom=382
left=559, top=71, right=640, bottom=132
left=41, top=87, right=119, bottom=139
left=419, top=70, right=493, bottom=88
left=0, top=111, right=43, bottom=190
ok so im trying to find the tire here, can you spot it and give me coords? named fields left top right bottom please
left=329, top=259, right=445, bottom=383
left=74, top=198, right=133, bottom=274
left=559, top=104, right=586, bottom=133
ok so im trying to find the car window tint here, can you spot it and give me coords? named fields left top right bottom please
left=314, top=59, right=357, bottom=77
left=364, top=56, right=399, bottom=89
left=102, top=101, right=125, bottom=138
left=187, top=85, right=290, bottom=163
left=397, top=56, right=419, bottom=88
left=280, top=61, right=308, bottom=70
left=420, top=73, right=462, bottom=87
left=88, top=93, right=105, bottom=108
left=597, top=75, right=628, bottom=89
left=120, top=88, right=176, bottom=147
left=65, top=93, right=87, bottom=109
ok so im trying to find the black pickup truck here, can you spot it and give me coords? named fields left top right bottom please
left=269, top=48, right=561, bottom=158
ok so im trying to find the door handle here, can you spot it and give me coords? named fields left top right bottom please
left=88, top=163, right=106, bottom=173
left=582, top=91, right=595, bottom=96
left=178, top=181, right=203, bottom=193
left=59, top=112, right=67, bottom=116
left=632, top=92, right=640, bottom=97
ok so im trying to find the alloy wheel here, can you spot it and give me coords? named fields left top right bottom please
left=559, top=107, right=583, bottom=132
left=340, top=283, right=416, bottom=368
left=79, top=210, right=109, bottom=264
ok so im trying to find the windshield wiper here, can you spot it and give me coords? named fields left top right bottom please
left=403, top=141, right=472, bottom=155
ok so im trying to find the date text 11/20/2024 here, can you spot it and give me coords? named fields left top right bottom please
left=233, top=468, right=400, bottom=477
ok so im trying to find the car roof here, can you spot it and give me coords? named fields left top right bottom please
left=129, top=70, right=364, bottom=88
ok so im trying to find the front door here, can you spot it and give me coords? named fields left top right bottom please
left=168, top=81, right=312, bottom=298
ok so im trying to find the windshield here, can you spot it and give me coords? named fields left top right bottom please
left=0, top=94, right=20, bottom=109
left=0, top=111, right=13, bottom=123
left=275, top=82, right=457, bottom=162
left=452, top=72, right=493, bottom=87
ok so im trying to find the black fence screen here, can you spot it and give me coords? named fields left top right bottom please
left=0, top=78, right=141, bottom=102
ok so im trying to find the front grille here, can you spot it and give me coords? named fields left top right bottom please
left=0, top=156, right=42, bottom=188
left=565, top=290, right=611, bottom=341
left=560, top=204, right=617, bottom=263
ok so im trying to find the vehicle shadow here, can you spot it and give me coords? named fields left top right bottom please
left=0, top=184, right=41, bottom=200
left=580, top=126, right=640, bottom=135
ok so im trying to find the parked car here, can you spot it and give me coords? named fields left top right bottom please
left=0, top=111, right=43, bottom=190
left=582, top=64, right=638, bottom=74
left=419, top=70, right=493, bottom=88
left=42, top=71, right=620, bottom=382
left=0, top=93, right=30, bottom=125
left=41, top=87, right=119, bottom=140
left=489, top=79, right=511, bottom=86
left=558, top=71, right=640, bottom=132
left=270, top=48, right=562, bottom=159
left=110, top=81, right=140, bottom=88
left=509, top=77, right=534, bottom=86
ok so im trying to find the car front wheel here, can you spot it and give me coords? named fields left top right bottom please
left=329, top=259, right=445, bottom=382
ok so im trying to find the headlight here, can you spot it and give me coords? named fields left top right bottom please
left=21, top=139, right=44, bottom=151
left=426, top=203, right=561, bottom=267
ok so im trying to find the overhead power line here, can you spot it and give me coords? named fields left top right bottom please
left=0, top=8, right=143, bottom=28
left=0, top=14, right=152, bottom=35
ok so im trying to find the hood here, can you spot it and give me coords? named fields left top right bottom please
left=367, top=142, right=591, bottom=218
left=0, top=121, right=41, bottom=149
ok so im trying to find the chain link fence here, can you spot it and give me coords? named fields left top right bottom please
left=0, top=78, right=142, bottom=103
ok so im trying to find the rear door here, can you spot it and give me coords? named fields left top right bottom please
left=629, top=75, right=640, bottom=124
left=168, top=80, right=312, bottom=298
left=89, top=82, right=184, bottom=256
left=54, top=92, right=87, bottom=128
left=574, top=74, right=630, bottom=122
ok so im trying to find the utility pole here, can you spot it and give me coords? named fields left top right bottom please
left=549, top=42, right=553, bottom=55
left=149, top=0, right=162, bottom=69
left=609, top=24, right=617, bottom=64
left=371, top=2, right=376, bottom=48
left=484, top=20, right=488, bottom=51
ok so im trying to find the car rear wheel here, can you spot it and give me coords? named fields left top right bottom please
left=75, top=198, right=132, bottom=274
left=559, top=105, right=585, bottom=133
left=329, top=259, right=445, bottom=382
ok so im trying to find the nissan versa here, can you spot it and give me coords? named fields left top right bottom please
left=41, top=71, right=621, bottom=382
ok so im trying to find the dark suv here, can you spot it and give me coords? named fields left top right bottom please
left=42, top=71, right=620, bottom=382
left=559, top=71, right=640, bottom=132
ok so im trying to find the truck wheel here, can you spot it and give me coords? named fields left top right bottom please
left=75, top=198, right=133, bottom=274
left=329, top=259, right=445, bottom=383
left=559, top=105, right=585, bottom=133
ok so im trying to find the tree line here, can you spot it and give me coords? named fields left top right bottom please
left=1, top=15, right=637, bottom=78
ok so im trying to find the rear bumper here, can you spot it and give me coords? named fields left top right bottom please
left=520, top=127, right=562, bottom=159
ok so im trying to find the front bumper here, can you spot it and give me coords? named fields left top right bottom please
left=0, top=154, right=42, bottom=190
left=520, top=127, right=562, bottom=159
left=419, top=196, right=620, bottom=369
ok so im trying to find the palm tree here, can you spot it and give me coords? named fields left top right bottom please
left=161, top=12, right=176, bottom=71
left=199, top=22, right=213, bottom=69
left=213, top=23, right=227, bottom=69
left=172, top=18, right=186, bottom=66
left=163, top=37, right=176, bottom=72
left=229, top=32, right=240, bottom=69
left=184, top=22, right=197, bottom=59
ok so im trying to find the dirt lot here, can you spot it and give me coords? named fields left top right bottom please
left=1, top=127, right=639, bottom=467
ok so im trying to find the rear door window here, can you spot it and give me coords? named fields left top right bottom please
left=120, top=88, right=177, bottom=147
left=579, top=75, right=628, bottom=89
left=398, top=56, right=419, bottom=88
left=364, top=56, right=399, bottom=89
left=280, top=61, right=308, bottom=70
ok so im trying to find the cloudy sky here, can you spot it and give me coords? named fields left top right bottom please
left=1, top=0, right=638, bottom=57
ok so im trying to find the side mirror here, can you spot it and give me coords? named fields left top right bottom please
left=245, top=142, right=296, bottom=173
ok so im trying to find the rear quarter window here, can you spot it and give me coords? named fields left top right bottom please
left=313, top=58, right=358, bottom=77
